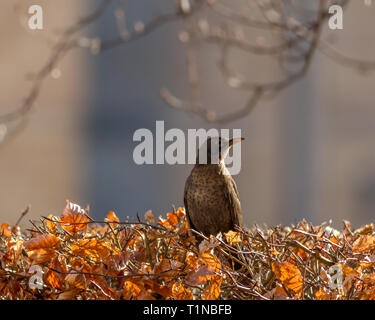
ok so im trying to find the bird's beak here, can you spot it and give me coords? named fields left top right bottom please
left=229, top=137, right=245, bottom=146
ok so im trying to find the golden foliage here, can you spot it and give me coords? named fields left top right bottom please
left=172, top=282, right=193, bottom=300
left=2, top=201, right=375, bottom=300
left=224, top=230, right=242, bottom=245
left=353, top=235, right=375, bottom=253
left=272, top=262, right=303, bottom=298
left=58, top=201, right=90, bottom=234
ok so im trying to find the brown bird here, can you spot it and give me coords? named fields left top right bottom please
left=184, top=136, right=244, bottom=237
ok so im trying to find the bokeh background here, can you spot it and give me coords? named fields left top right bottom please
left=1, top=0, right=375, bottom=230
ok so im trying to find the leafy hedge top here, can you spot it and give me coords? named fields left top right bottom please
left=1, top=201, right=375, bottom=300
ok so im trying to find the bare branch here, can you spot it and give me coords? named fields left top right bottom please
left=0, top=0, right=373, bottom=144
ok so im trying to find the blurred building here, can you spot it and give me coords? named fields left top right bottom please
left=0, top=0, right=88, bottom=224
left=0, top=1, right=374, bottom=229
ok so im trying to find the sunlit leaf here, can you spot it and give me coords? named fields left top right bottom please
left=45, top=215, right=58, bottom=233
left=315, top=287, right=331, bottom=300
left=202, top=275, right=222, bottom=300
left=272, top=262, right=303, bottom=298
left=0, top=223, right=12, bottom=237
left=58, top=200, right=90, bottom=234
left=57, top=289, right=81, bottom=300
left=44, top=256, right=66, bottom=290
left=123, top=280, right=142, bottom=300
left=144, top=210, right=154, bottom=224
left=71, top=239, right=115, bottom=262
left=353, top=235, right=375, bottom=253
left=172, top=282, right=193, bottom=300
left=24, top=234, right=60, bottom=251
left=105, top=211, right=119, bottom=223
left=199, top=252, right=221, bottom=273
left=224, top=230, right=241, bottom=245
left=65, top=272, right=87, bottom=290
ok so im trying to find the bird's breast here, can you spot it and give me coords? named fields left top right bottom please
left=185, top=164, right=237, bottom=231
left=187, top=165, right=228, bottom=201
left=184, top=157, right=243, bottom=236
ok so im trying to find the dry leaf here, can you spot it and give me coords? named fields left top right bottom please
left=24, top=234, right=60, bottom=251
left=123, top=280, right=142, bottom=300
left=57, top=289, right=81, bottom=300
left=58, top=201, right=90, bottom=234
left=202, top=275, right=222, bottom=300
left=71, top=239, right=114, bottom=262
left=315, top=287, right=331, bottom=300
left=199, top=252, right=221, bottom=273
left=144, top=210, right=155, bottom=224
left=44, top=256, right=66, bottom=290
left=272, top=262, right=303, bottom=298
left=0, top=223, right=12, bottom=237
left=105, top=211, right=119, bottom=223
left=45, top=215, right=58, bottom=233
left=224, top=230, right=241, bottom=245
left=185, top=266, right=215, bottom=286
left=172, top=282, right=193, bottom=300
left=353, top=235, right=375, bottom=252
left=65, top=272, right=86, bottom=290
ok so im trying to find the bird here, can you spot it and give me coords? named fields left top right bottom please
left=184, top=136, right=244, bottom=237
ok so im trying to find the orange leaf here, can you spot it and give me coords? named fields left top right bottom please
left=24, top=234, right=60, bottom=264
left=272, top=262, right=303, bottom=298
left=44, top=256, right=66, bottom=290
left=353, top=235, right=375, bottom=253
left=2, top=239, right=23, bottom=264
left=265, top=283, right=290, bottom=300
left=144, top=210, right=155, bottom=224
left=143, top=280, right=172, bottom=299
left=186, top=251, right=198, bottom=269
left=71, top=239, right=114, bottom=262
left=45, top=268, right=63, bottom=290
left=158, top=212, right=179, bottom=229
left=199, top=252, right=221, bottom=273
left=167, top=213, right=178, bottom=225
left=123, top=280, right=142, bottom=300
left=153, top=259, right=182, bottom=280
left=198, top=237, right=219, bottom=254
left=28, top=248, right=57, bottom=264
left=58, top=201, right=90, bottom=234
left=330, top=236, right=339, bottom=245
left=202, top=275, right=222, bottom=300
left=0, top=223, right=12, bottom=237
left=336, top=262, right=359, bottom=296
left=65, top=272, right=87, bottom=290
left=45, top=215, right=58, bottom=233
left=176, top=207, right=185, bottom=219
left=337, top=263, right=358, bottom=277
left=358, top=273, right=375, bottom=300
left=91, top=278, right=118, bottom=300
left=24, top=234, right=60, bottom=251
left=315, top=287, right=332, bottom=300
left=172, top=282, right=193, bottom=300
left=185, top=266, right=214, bottom=286
left=57, top=288, right=81, bottom=300
left=224, top=230, right=242, bottom=245
left=105, top=211, right=119, bottom=223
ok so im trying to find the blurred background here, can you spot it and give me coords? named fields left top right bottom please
left=0, top=0, right=374, bottom=229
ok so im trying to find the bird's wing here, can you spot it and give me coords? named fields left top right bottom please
left=223, top=176, right=243, bottom=228
left=230, top=176, right=240, bottom=198
left=183, top=174, right=199, bottom=232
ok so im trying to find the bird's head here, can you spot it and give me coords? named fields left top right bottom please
left=197, top=136, right=244, bottom=164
